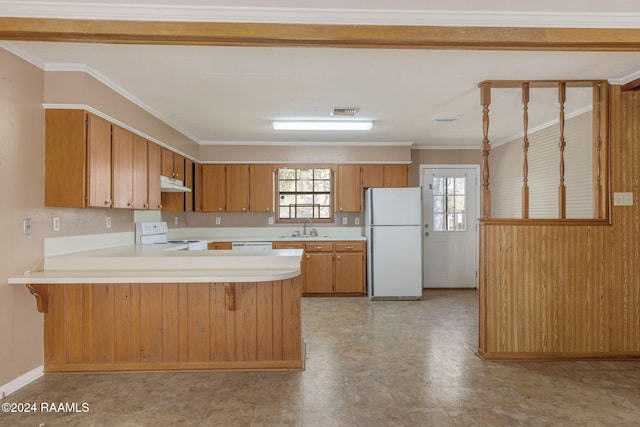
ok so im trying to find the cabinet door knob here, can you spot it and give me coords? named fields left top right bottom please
left=159, top=204, right=163, bottom=209
left=242, top=207, right=246, bottom=211
left=337, top=255, right=341, bottom=260
left=218, top=207, right=223, bottom=211
left=306, top=255, right=310, bottom=260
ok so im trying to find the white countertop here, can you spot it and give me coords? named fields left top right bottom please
left=174, top=227, right=366, bottom=242
left=9, top=244, right=303, bottom=284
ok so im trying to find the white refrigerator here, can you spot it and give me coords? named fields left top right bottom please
left=365, top=187, right=423, bottom=300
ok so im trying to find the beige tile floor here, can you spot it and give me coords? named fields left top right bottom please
left=3, top=289, right=640, bottom=426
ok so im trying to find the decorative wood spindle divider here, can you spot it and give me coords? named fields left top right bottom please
left=477, top=79, right=609, bottom=221
left=558, top=82, right=567, bottom=219
left=522, top=83, right=530, bottom=219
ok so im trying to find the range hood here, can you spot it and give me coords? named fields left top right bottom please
left=160, top=175, right=192, bottom=193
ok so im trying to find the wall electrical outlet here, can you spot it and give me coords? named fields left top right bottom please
left=342, top=217, right=348, bottom=225
left=174, top=216, right=179, bottom=225
left=52, top=217, right=60, bottom=232
left=268, top=216, right=274, bottom=225
left=355, top=217, right=360, bottom=225
left=215, top=217, right=221, bottom=225
left=23, top=218, right=32, bottom=235
left=106, top=216, right=111, bottom=228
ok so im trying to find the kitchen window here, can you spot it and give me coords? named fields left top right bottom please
left=277, top=167, right=333, bottom=221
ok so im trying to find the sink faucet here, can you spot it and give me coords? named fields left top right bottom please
left=303, top=219, right=312, bottom=235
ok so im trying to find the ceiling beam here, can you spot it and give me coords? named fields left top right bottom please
left=1, top=17, right=640, bottom=51
left=622, top=77, right=640, bottom=91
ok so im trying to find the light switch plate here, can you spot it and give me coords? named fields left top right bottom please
left=23, top=218, right=32, bottom=235
left=613, top=192, right=633, bottom=206
left=106, top=216, right=112, bottom=228
left=52, top=217, right=60, bottom=232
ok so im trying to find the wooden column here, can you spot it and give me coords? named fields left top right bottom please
left=558, top=82, right=567, bottom=219
left=522, top=83, right=530, bottom=219
left=480, top=82, right=492, bottom=219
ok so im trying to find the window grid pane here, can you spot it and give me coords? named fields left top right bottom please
left=433, top=176, right=467, bottom=231
left=278, top=168, right=332, bottom=220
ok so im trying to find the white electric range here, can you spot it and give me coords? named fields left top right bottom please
left=135, top=221, right=207, bottom=251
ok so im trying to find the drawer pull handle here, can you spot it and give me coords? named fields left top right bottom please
left=315, top=246, right=324, bottom=250
left=344, top=246, right=354, bottom=250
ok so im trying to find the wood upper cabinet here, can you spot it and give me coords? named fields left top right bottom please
left=226, top=164, right=250, bottom=212
left=132, top=134, right=149, bottom=209
left=336, top=164, right=363, bottom=212
left=85, top=114, right=113, bottom=208
left=161, top=148, right=185, bottom=180
left=362, top=164, right=384, bottom=188
left=111, top=126, right=135, bottom=209
left=383, top=164, right=410, bottom=187
left=147, top=142, right=162, bottom=210
left=362, top=164, right=410, bottom=188
left=193, top=162, right=203, bottom=212
left=249, top=164, right=275, bottom=212
left=202, top=164, right=226, bottom=212
left=41, top=110, right=114, bottom=209
left=184, top=158, right=194, bottom=212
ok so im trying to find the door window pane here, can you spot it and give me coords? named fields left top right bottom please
left=433, top=176, right=467, bottom=231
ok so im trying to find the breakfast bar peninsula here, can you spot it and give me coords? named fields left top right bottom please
left=10, top=245, right=304, bottom=373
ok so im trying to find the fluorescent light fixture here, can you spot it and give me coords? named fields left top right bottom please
left=432, top=115, right=462, bottom=122
left=272, top=121, right=373, bottom=131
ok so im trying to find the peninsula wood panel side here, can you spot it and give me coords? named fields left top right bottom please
left=479, top=86, right=640, bottom=358
left=43, top=279, right=302, bottom=371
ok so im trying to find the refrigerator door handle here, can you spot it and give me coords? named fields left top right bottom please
left=368, top=227, right=374, bottom=296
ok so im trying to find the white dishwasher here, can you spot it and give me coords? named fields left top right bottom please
left=231, top=241, right=273, bottom=252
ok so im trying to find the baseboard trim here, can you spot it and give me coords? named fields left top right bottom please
left=0, top=365, right=44, bottom=399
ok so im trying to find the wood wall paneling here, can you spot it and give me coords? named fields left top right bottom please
left=42, top=279, right=303, bottom=371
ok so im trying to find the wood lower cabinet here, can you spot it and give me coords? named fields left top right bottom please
left=207, top=241, right=232, bottom=250
left=40, top=280, right=303, bottom=371
left=274, top=240, right=365, bottom=296
left=304, top=243, right=334, bottom=294
left=334, top=242, right=366, bottom=294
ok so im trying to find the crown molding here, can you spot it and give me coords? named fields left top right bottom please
left=199, top=140, right=414, bottom=147
left=413, top=145, right=479, bottom=150
left=609, top=70, right=640, bottom=86
left=0, top=2, right=638, bottom=28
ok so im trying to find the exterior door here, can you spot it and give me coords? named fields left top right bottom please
left=421, top=166, right=479, bottom=288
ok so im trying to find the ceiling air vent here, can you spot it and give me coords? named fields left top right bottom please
left=331, top=107, right=360, bottom=117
